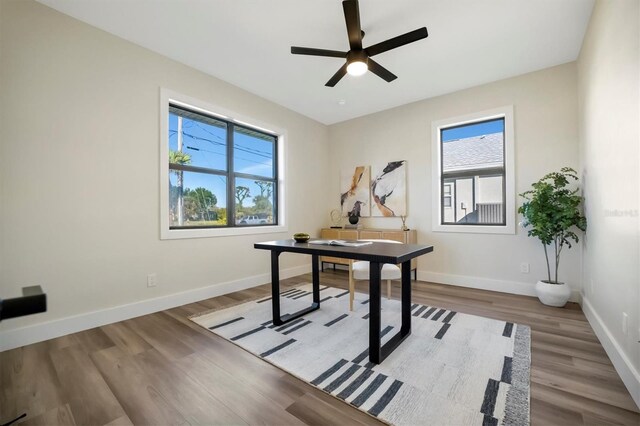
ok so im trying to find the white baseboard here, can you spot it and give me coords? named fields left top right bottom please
left=0, top=264, right=311, bottom=352
left=417, top=270, right=582, bottom=303
left=582, top=297, right=640, bottom=409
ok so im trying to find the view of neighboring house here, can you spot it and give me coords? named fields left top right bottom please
left=441, top=124, right=505, bottom=225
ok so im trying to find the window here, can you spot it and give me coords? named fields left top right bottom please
left=432, top=106, right=515, bottom=234
left=443, top=183, right=453, bottom=208
left=160, top=89, right=285, bottom=239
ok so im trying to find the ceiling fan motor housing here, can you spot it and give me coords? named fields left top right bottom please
left=347, top=50, right=368, bottom=65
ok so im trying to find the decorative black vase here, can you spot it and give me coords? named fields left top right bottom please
left=348, top=215, right=359, bottom=225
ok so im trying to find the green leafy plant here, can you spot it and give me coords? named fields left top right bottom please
left=518, top=167, right=587, bottom=284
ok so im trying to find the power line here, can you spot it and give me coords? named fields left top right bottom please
left=194, top=122, right=272, bottom=156
left=171, top=125, right=273, bottom=159
left=186, top=145, right=270, bottom=166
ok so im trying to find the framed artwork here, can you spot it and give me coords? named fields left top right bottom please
left=340, top=165, right=370, bottom=217
left=371, top=160, right=407, bottom=217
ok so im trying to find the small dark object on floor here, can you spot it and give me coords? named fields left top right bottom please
left=2, top=413, right=27, bottom=426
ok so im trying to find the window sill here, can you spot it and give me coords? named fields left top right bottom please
left=432, top=223, right=515, bottom=235
left=161, top=224, right=288, bottom=240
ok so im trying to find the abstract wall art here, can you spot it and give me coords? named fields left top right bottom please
left=340, top=165, right=370, bottom=217
left=371, top=160, right=407, bottom=217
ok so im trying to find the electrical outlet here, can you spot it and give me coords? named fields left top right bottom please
left=147, top=273, right=157, bottom=288
left=622, top=312, right=628, bottom=335
left=520, top=262, right=530, bottom=274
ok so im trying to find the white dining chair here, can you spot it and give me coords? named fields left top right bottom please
left=348, top=239, right=403, bottom=311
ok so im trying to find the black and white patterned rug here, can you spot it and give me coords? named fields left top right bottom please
left=190, top=284, right=530, bottom=425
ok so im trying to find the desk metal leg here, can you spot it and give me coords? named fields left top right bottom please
left=369, top=260, right=412, bottom=364
left=271, top=251, right=320, bottom=326
left=311, top=254, right=321, bottom=304
left=401, top=261, right=411, bottom=335
left=271, top=251, right=281, bottom=322
left=369, top=262, right=382, bottom=363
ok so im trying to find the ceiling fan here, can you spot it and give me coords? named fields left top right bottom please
left=291, top=0, right=428, bottom=87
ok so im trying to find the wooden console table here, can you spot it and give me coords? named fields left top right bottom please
left=319, top=228, right=418, bottom=276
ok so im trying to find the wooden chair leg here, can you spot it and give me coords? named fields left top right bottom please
left=387, top=280, right=391, bottom=299
left=349, top=261, right=354, bottom=311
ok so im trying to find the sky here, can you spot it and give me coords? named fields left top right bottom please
left=169, top=112, right=275, bottom=209
left=441, top=118, right=504, bottom=142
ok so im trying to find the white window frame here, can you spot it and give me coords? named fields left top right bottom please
left=431, top=106, right=515, bottom=234
left=159, top=88, right=287, bottom=240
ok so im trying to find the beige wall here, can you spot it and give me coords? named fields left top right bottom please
left=329, top=63, right=582, bottom=295
left=577, top=0, right=640, bottom=395
left=0, top=0, right=330, bottom=333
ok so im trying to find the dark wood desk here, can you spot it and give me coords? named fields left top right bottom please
left=254, top=239, right=434, bottom=364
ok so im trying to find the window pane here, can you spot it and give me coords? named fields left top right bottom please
left=170, top=171, right=227, bottom=227
left=443, top=182, right=455, bottom=221
left=169, top=108, right=227, bottom=171
left=234, top=126, right=275, bottom=178
left=234, top=177, right=275, bottom=225
left=455, top=177, right=474, bottom=222
left=441, top=118, right=505, bottom=225
left=442, top=176, right=505, bottom=224
left=441, top=118, right=504, bottom=142
left=476, top=175, right=504, bottom=223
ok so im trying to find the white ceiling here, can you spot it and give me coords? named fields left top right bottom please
left=38, top=0, right=594, bottom=125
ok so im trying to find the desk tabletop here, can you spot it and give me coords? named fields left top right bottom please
left=254, top=239, right=433, bottom=264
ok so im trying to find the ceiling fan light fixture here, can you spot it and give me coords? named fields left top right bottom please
left=346, top=50, right=368, bottom=76
left=347, top=60, right=368, bottom=76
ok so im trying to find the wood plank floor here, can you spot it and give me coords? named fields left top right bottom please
left=1, top=271, right=639, bottom=425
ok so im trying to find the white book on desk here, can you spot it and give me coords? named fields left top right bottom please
left=308, top=239, right=373, bottom=247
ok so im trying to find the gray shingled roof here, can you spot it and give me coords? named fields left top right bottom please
left=442, top=132, right=504, bottom=172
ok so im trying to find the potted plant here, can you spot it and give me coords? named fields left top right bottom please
left=518, top=167, right=587, bottom=307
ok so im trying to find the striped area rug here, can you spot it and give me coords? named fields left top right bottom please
left=190, top=284, right=530, bottom=425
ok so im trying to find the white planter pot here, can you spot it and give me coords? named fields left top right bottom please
left=535, top=280, right=571, bottom=307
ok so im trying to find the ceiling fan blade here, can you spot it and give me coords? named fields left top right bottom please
left=291, top=46, right=347, bottom=58
left=342, top=0, right=363, bottom=50
left=367, top=59, right=397, bottom=82
left=365, top=27, right=428, bottom=57
left=325, top=62, right=349, bottom=87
